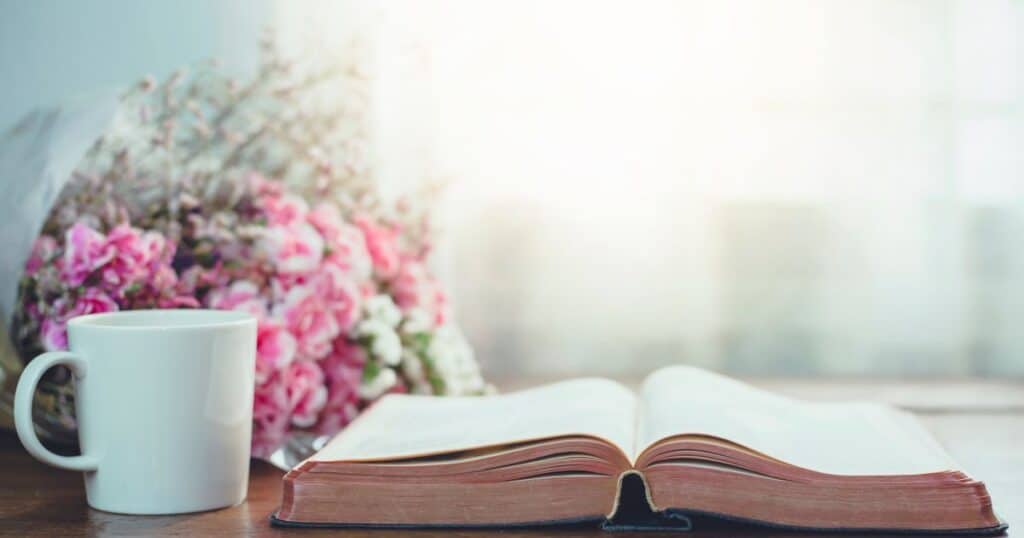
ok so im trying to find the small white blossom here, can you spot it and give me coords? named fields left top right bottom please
left=356, top=319, right=402, bottom=366
left=402, top=350, right=434, bottom=395
left=364, top=294, right=402, bottom=328
left=427, top=325, right=486, bottom=396
left=401, top=307, right=433, bottom=334
left=401, top=349, right=426, bottom=382
left=358, top=367, right=397, bottom=399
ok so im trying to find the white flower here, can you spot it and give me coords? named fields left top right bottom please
left=401, top=349, right=426, bottom=382
left=356, top=319, right=402, bottom=366
left=401, top=351, right=435, bottom=395
left=427, top=325, right=486, bottom=396
left=401, top=348, right=434, bottom=393
left=359, top=368, right=397, bottom=399
left=400, top=307, right=433, bottom=334
left=364, top=294, right=402, bottom=328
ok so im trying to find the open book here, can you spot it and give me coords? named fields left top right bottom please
left=273, top=366, right=1004, bottom=534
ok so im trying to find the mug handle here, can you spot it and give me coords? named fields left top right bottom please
left=14, top=351, right=99, bottom=471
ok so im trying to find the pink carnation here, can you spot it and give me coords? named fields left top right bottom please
left=25, top=235, right=58, bottom=275
left=178, top=264, right=227, bottom=295
left=157, top=295, right=201, bottom=309
left=273, top=282, right=340, bottom=361
left=316, top=263, right=363, bottom=334
left=69, top=288, right=119, bottom=316
left=141, top=231, right=175, bottom=269
left=392, top=260, right=449, bottom=326
left=207, top=280, right=267, bottom=319
left=61, top=223, right=114, bottom=286
left=263, top=193, right=309, bottom=227
left=100, top=224, right=152, bottom=290
left=306, top=203, right=345, bottom=244
left=151, top=266, right=199, bottom=309
left=317, top=340, right=368, bottom=435
left=40, top=318, right=69, bottom=352
left=40, top=288, right=119, bottom=351
left=151, top=265, right=178, bottom=290
left=317, top=371, right=362, bottom=436
left=249, top=173, right=284, bottom=197
left=354, top=216, right=400, bottom=279
left=255, top=319, right=297, bottom=383
left=259, top=223, right=324, bottom=275
left=308, top=203, right=372, bottom=279
left=324, top=240, right=372, bottom=287
left=321, top=339, right=367, bottom=382
left=251, top=375, right=291, bottom=458
left=283, top=360, right=328, bottom=428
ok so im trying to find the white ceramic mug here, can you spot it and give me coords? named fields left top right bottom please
left=14, top=309, right=257, bottom=515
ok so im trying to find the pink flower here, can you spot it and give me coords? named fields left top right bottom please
left=306, top=203, right=345, bottom=244
left=303, top=338, right=364, bottom=435
left=178, top=264, right=227, bottom=295
left=151, top=265, right=179, bottom=290
left=307, top=203, right=373, bottom=277
left=207, top=280, right=267, bottom=318
left=41, top=289, right=119, bottom=351
left=40, top=317, right=69, bottom=351
left=140, top=231, right=175, bottom=269
left=319, top=219, right=372, bottom=281
left=258, top=223, right=324, bottom=275
left=20, top=172, right=476, bottom=459
left=273, top=283, right=340, bottom=360
left=321, top=339, right=367, bottom=383
left=157, top=295, right=201, bottom=309
left=262, top=193, right=309, bottom=227
left=317, top=373, right=362, bottom=436
left=61, top=223, right=114, bottom=286
left=255, top=319, right=297, bottom=383
left=251, top=375, right=290, bottom=458
left=316, top=263, right=363, bottom=334
left=25, top=236, right=57, bottom=275
left=354, top=216, right=400, bottom=279
left=392, top=260, right=449, bottom=326
left=283, top=360, right=328, bottom=428
left=249, top=173, right=284, bottom=198
left=68, top=288, right=119, bottom=318
left=100, top=224, right=152, bottom=289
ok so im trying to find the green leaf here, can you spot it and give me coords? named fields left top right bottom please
left=428, top=375, right=445, bottom=394
left=362, top=360, right=380, bottom=383
left=411, top=332, right=432, bottom=352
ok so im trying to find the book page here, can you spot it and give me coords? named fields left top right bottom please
left=314, top=378, right=637, bottom=462
left=637, top=366, right=956, bottom=475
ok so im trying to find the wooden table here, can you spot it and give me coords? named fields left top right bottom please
left=0, top=380, right=1021, bottom=537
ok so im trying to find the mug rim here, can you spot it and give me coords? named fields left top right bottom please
left=67, top=309, right=255, bottom=331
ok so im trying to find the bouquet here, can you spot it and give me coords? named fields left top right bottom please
left=3, top=37, right=490, bottom=461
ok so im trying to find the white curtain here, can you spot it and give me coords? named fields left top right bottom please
left=279, top=0, right=1024, bottom=377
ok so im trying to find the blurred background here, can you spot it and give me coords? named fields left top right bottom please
left=3, top=0, right=1022, bottom=379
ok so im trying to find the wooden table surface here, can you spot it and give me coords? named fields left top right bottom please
left=0, top=380, right=1021, bottom=537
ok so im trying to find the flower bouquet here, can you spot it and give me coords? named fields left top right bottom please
left=0, top=37, right=490, bottom=465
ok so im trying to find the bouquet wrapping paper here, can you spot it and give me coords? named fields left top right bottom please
left=0, top=91, right=120, bottom=437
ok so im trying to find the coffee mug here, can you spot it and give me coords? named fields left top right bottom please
left=14, top=309, right=257, bottom=515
